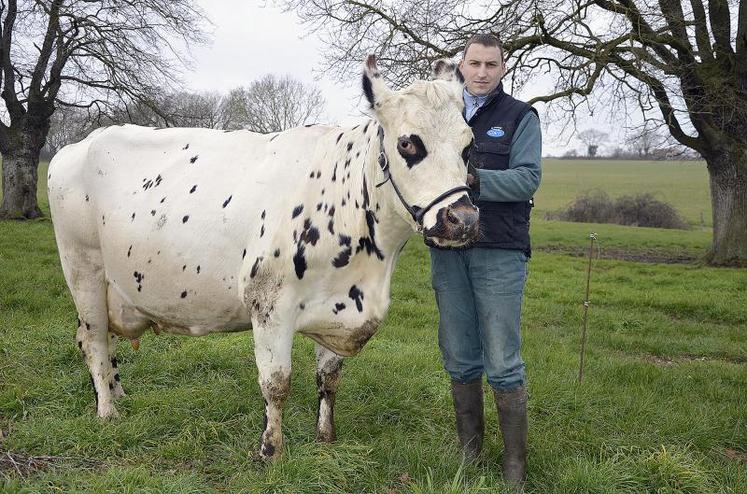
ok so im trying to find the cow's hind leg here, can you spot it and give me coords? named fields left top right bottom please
left=73, top=276, right=119, bottom=419
left=315, top=343, right=344, bottom=443
left=253, top=324, right=293, bottom=460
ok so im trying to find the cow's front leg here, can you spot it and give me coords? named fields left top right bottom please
left=253, top=325, right=293, bottom=460
left=315, top=343, right=344, bottom=443
left=107, top=333, right=126, bottom=399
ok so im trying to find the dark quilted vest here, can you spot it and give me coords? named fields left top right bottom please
left=467, top=83, right=536, bottom=255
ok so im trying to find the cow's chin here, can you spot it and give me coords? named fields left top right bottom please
left=424, top=233, right=477, bottom=249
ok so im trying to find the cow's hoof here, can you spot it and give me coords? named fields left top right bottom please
left=258, top=441, right=282, bottom=461
left=97, top=404, right=120, bottom=420
left=315, top=429, right=336, bottom=443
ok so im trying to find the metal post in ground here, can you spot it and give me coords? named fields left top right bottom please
left=578, top=233, right=597, bottom=383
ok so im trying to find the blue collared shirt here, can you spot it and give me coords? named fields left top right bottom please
left=463, top=88, right=489, bottom=121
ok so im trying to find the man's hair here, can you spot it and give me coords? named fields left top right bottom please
left=463, top=33, right=504, bottom=60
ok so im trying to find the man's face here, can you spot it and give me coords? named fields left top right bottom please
left=459, top=43, right=505, bottom=96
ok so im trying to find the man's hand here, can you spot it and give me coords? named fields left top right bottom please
left=467, top=162, right=480, bottom=197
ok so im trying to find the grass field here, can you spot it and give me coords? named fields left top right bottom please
left=536, top=160, right=712, bottom=227
left=1, top=160, right=745, bottom=492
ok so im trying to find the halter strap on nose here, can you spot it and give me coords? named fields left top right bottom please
left=374, top=127, right=471, bottom=228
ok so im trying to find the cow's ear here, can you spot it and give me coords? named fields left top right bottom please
left=362, top=55, right=392, bottom=109
left=431, top=58, right=460, bottom=81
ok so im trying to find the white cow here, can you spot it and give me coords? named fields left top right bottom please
left=48, top=57, right=478, bottom=458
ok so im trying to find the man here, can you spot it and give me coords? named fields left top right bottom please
left=429, top=33, right=542, bottom=485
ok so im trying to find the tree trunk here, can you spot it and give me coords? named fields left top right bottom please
left=705, top=149, right=747, bottom=266
left=0, top=139, right=44, bottom=220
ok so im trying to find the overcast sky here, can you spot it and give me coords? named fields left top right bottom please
left=186, top=1, right=615, bottom=156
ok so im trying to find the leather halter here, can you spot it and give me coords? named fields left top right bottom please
left=374, top=126, right=471, bottom=230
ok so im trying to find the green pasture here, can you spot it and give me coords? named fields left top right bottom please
left=2, top=159, right=745, bottom=492
left=535, top=160, right=712, bottom=227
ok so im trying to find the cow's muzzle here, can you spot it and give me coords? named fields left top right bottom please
left=424, top=195, right=480, bottom=247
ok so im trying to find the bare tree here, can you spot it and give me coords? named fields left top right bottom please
left=0, top=0, right=206, bottom=219
left=241, top=74, right=325, bottom=133
left=578, top=129, right=608, bottom=158
left=42, top=104, right=90, bottom=157
left=626, top=122, right=666, bottom=159
left=283, top=0, right=747, bottom=265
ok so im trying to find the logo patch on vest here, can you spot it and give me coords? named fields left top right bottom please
left=486, top=127, right=505, bottom=138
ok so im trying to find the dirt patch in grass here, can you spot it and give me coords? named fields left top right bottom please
left=0, top=449, right=100, bottom=478
left=537, top=244, right=701, bottom=264
left=723, top=448, right=747, bottom=463
left=642, top=354, right=745, bottom=365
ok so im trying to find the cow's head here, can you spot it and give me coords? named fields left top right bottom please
left=362, top=55, right=478, bottom=248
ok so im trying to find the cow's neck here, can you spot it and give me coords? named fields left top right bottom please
left=330, top=119, right=415, bottom=265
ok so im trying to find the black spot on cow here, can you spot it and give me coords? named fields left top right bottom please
left=127, top=245, right=132, bottom=257
left=261, top=210, right=266, bottom=220
left=363, top=122, right=370, bottom=133
left=269, top=134, right=279, bottom=141
left=398, top=134, right=429, bottom=168
left=77, top=340, right=83, bottom=349
left=183, top=144, right=190, bottom=150
left=332, top=163, right=337, bottom=182
left=182, top=215, right=189, bottom=223
left=355, top=200, right=359, bottom=209
left=131, top=212, right=136, bottom=221
left=242, top=249, right=247, bottom=259
left=328, top=220, right=334, bottom=235
left=250, top=257, right=263, bottom=279
left=273, top=248, right=280, bottom=257
left=356, top=210, right=385, bottom=260
left=349, top=285, right=364, bottom=312
left=352, top=125, right=360, bottom=131
left=85, top=194, right=89, bottom=202
left=347, top=142, right=353, bottom=152
left=155, top=174, right=163, bottom=186
left=316, top=170, right=321, bottom=179
left=300, top=218, right=320, bottom=246
left=190, top=185, right=197, bottom=193
left=223, top=195, right=232, bottom=208
left=102, top=215, right=106, bottom=225
left=114, top=373, right=121, bottom=382
left=344, top=158, right=351, bottom=169
left=260, top=224, right=265, bottom=237
left=299, top=303, right=305, bottom=310
left=108, top=381, right=114, bottom=391
left=182, top=265, right=187, bottom=271
left=362, top=175, right=370, bottom=208
left=151, top=209, right=157, bottom=216
left=336, top=133, right=343, bottom=144
left=333, top=302, right=346, bottom=314
left=196, top=265, right=201, bottom=274
left=316, top=202, right=323, bottom=211
left=292, top=204, right=304, bottom=219
left=160, top=197, right=166, bottom=203
left=332, top=234, right=352, bottom=268
left=190, top=155, right=199, bottom=163
left=85, top=322, right=91, bottom=330
left=328, top=206, right=336, bottom=217
left=133, top=271, right=144, bottom=283
left=321, top=188, right=325, bottom=195
left=293, top=243, right=307, bottom=279
left=341, top=198, right=346, bottom=207
left=181, top=290, right=188, bottom=298
left=310, top=171, right=315, bottom=178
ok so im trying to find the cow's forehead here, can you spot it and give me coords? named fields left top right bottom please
left=381, top=80, right=467, bottom=140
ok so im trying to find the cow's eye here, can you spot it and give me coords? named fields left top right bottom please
left=397, top=134, right=428, bottom=168
left=397, top=137, right=416, bottom=155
